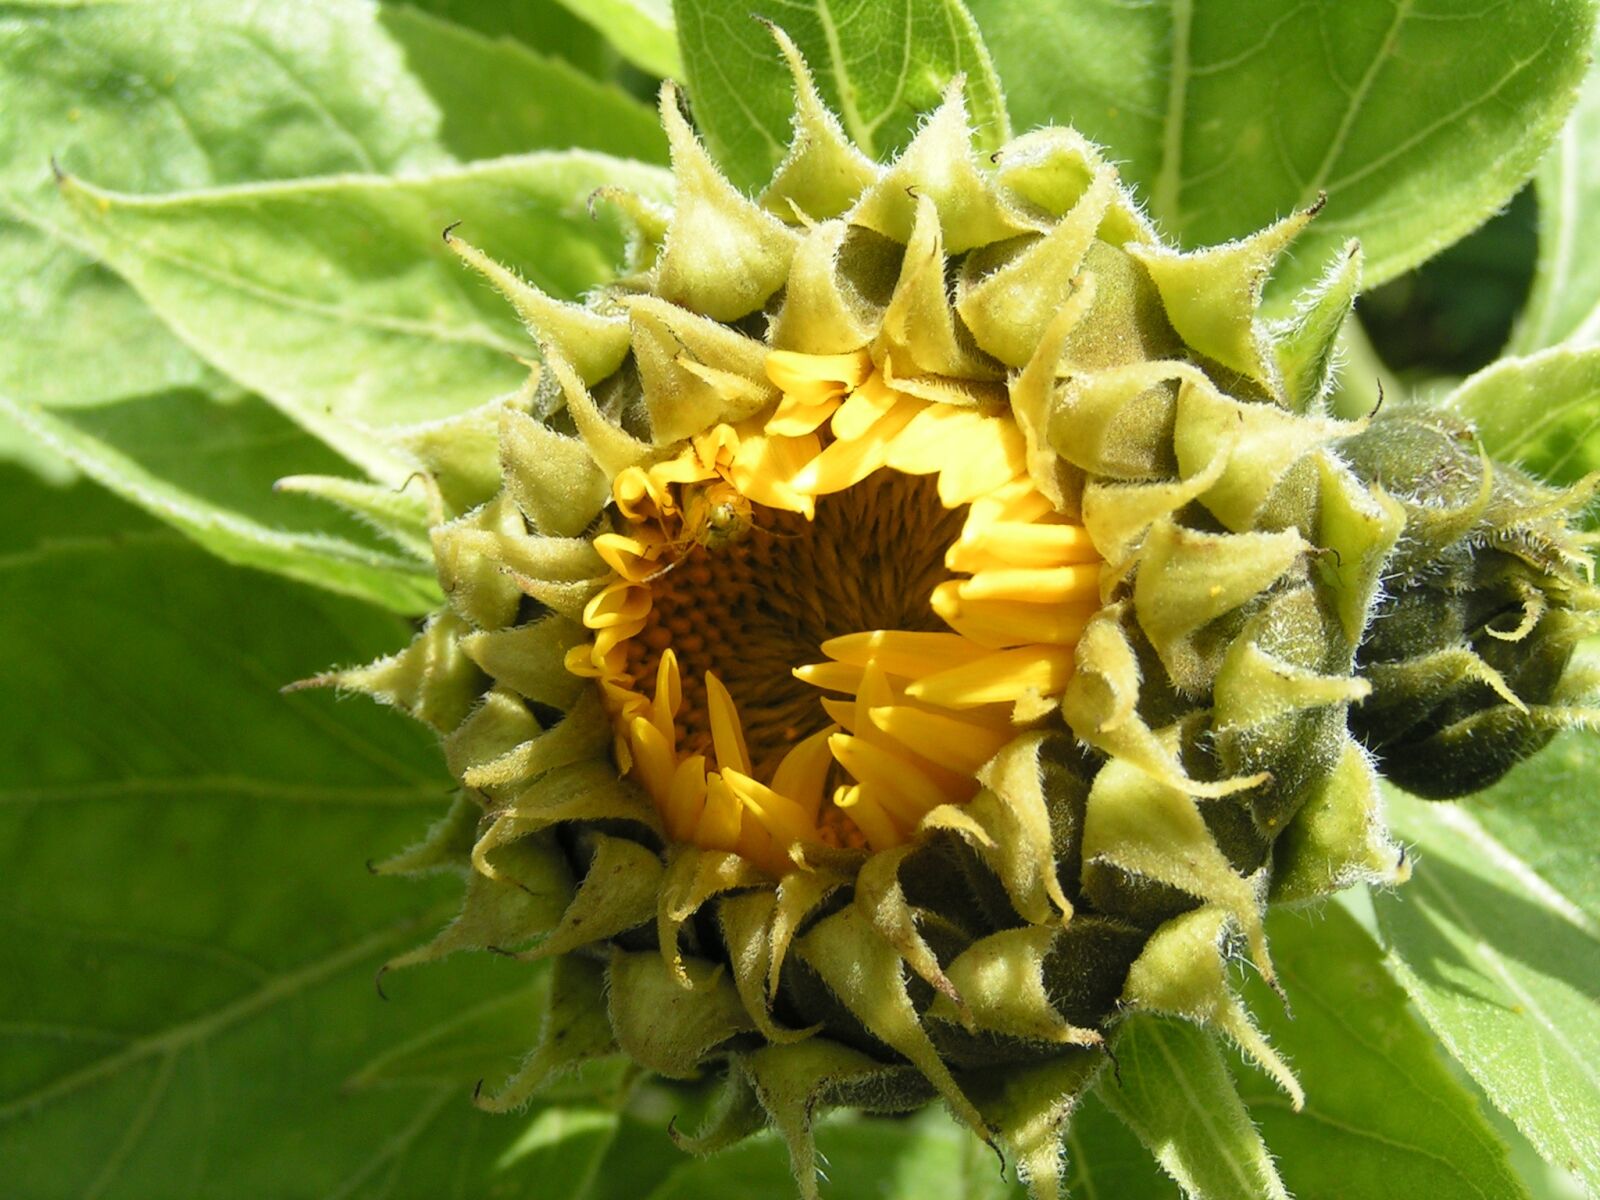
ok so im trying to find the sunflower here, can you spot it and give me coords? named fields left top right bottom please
left=563, top=341, right=1100, bottom=876
left=311, top=28, right=1599, bottom=1199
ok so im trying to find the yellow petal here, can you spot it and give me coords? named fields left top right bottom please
left=789, top=396, right=921, bottom=495
left=820, top=630, right=991, bottom=678
left=932, top=582, right=1094, bottom=647
left=765, top=348, right=873, bottom=395
left=629, top=715, right=676, bottom=804
left=583, top=581, right=652, bottom=630
left=964, top=478, right=1052, bottom=530
left=793, top=661, right=867, bottom=693
left=946, top=520, right=1100, bottom=572
left=769, top=726, right=838, bottom=821
left=829, top=733, right=955, bottom=820
left=665, top=754, right=708, bottom=842
left=830, top=372, right=901, bottom=441
left=593, top=533, right=664, bottom=582
left=735, top=806, right=776, bottom=867
left=705, top=671, right=753, bottom=776
left=959, top=564, right=1101, bottom=605
left=884, top=403, right=986, bottom=476
left=820, top=696, right=857, bottom=730
left=833, top=784, right=903, bottom=852
left=612, top=466, right=660, bottom=520
left=730, top=432, right=821, bottom=515
left=935, top=419, right=1029, bottom=506
left=852, top=659, right=898, bottom=739
left=868, top=705, right=1014, bottom=775
left=695, top=772, right=743, bottom=852
left=765, top=396, right=839, bottom=438
left=907, top=646, right=1078, bottom=708
left=652, top=649, right=682, bottom=744
left=725, top=768, right=820, bottom=846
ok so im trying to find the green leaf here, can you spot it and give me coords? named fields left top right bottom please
left=384, top=0, right=620, bottom=80
left=637, top=1086, right=1174, bottom=1198
left=1, top=0, right=662, bottom=202
left=967, top=0, right=1594, bottom=298
left=1097, top=1015, right=1289, bottom=1200
left=0, top=390, right=440, bottom=613
left=0, top=410, right=70, bottom=482
left=1513, top=52, right=1600, bottom=354
left=60, top=155, right=672, bottom=480
left=1235, top=905, right=1530, bottom=1200
left=0, top=217, right=223, bottom=415
left=674, top=0, right=1011, bottom=192
left=1464, top=732, right=1600, bottom=932
left=642, top=1107, right=1028, bottom=1200
left=1374, top=790, right=1600, bottom=1194
left=376, top=4, right=668, bottom=166
left=553, top=0, right=682, bottom=80
left=0, top=0, right=667, bottom=589
left=1445, top=346, right=1600, bottom=487
left=0, top=0, right=662, bottom=407
left=1065, top=1093, right=1180, bottom=1199
left=0, top=466, right=596, bottom=1197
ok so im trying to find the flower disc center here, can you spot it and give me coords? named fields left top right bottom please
left=624, top=472, right=964, bottom=779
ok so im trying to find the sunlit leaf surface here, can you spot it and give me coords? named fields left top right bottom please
left=1376, top=792, right=1600, bottom=1196
left=968, top=0, right=1593, bottom=298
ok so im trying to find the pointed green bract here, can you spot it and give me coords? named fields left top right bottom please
left=1274, top=242, right=1363, bottom=414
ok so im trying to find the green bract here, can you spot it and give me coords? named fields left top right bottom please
left=286, top=29, right=1600, bottom=1200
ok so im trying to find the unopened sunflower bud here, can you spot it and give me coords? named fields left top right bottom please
left=1340, top=409, right=1600, bottom=795
left=295, top=26, right=1595, bottom=1200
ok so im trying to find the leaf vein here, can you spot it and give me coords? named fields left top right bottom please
left=1303, top=0, right=1416, bottom=200
left=0, top=916, right=426, bottom=1124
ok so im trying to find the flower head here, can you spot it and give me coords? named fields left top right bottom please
left=568, top=343, right=1098, bottom=875
left=308, top=28, right=1599, bottom=1199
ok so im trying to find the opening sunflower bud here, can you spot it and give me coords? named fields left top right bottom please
left=298, top=23, right=1598, bottom=1200
left=565, top=345, right=1100, bottom=873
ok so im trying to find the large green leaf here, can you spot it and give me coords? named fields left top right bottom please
left=1237, top=905, right=1530, bottom=1200
left=0, top=0, right=662, bottom=409
left=1512, top=52, right=1600, bottom=354
left=1375, top=791, right=1600, bottom=1195
left=1097, top=1015, right=1288, bottom=1200
left=0, top=0, right=662, bottom=201
left=1465, top=732, right=1600, bottom=931
left=0, top=466, right=593, bottom=1196
left=0, top=218, right=221, bottom=416
left=1445, top=346, right=1600, bottom=487
left=642, top=1107, right=1028, bottom=1200
left=383, top=0, right=621, bottom=82
left=1064, top=1093, right=1179, bottom=1199
left=375, top=4, right=667, bottom=165
left=554, top=0, right=681, bottom=80
left=0, top=390, right=440, bottom=613
left=0, top=0, right=665, bottom=590
left=674, top=0, right=1010, bottom=192
left=634, top=1071, right=1172, bottom=1198
left=60, top=154, right=672, bottom=480
left=967, top=0, right=1593, bottom=298
left=0, top=419, right=65, bottom=482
